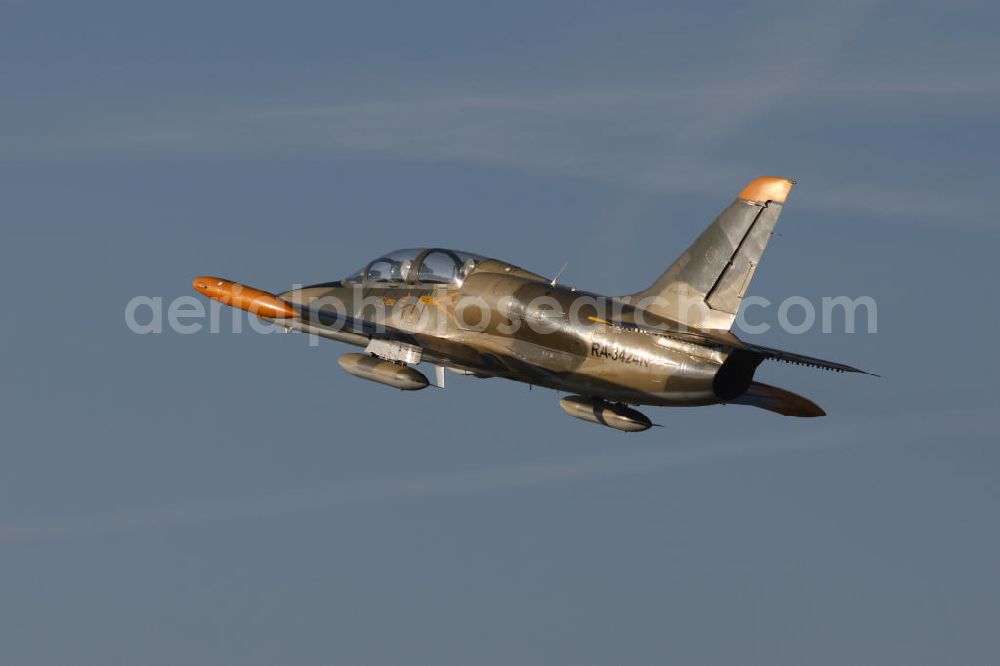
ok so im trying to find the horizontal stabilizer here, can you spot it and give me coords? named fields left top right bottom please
left=739, top=342, right=875, bottom=375
left=730, top=382, right=825, bottom=417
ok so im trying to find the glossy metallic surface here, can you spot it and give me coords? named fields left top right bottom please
left=193, top=177, right=871, bottom=429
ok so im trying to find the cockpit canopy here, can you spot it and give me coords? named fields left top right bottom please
left=345, top=248, right=487, bottom=287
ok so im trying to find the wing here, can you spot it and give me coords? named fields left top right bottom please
left=298, top=301, right=511, bottom=376
left=296, top=302, right=420, bottom=345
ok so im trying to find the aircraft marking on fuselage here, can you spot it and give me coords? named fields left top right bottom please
left=590, top=342, right=652, bottom=368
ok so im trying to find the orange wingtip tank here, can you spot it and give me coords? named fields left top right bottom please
left=192, top=276, right=298, bottom=320
left=738, top=176, right=796, bottom=204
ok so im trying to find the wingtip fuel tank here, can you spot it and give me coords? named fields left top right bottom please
left=192, top=276, right=298, bottom=320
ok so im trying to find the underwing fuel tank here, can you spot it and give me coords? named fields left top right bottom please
left=338, top=353, right=429, bottom=391
left=559, top=396, right=652, bottom=432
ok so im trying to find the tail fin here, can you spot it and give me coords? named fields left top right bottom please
left=625, top=176, right=794, bottom=330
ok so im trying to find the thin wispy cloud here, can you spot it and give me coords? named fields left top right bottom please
left=1, top=407, right=993, bottom=544
left=7, top=83, right=993, bottom=228
left=2, top=2, right=995, bottom=228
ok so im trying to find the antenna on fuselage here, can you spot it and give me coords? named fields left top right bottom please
left=550, top=261, right=569, bottom=287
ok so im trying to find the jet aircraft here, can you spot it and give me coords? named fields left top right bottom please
left=192, top=177, right=871, bottom=432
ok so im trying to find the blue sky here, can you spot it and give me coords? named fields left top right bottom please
left=2, top=1, right=999, bottom=664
